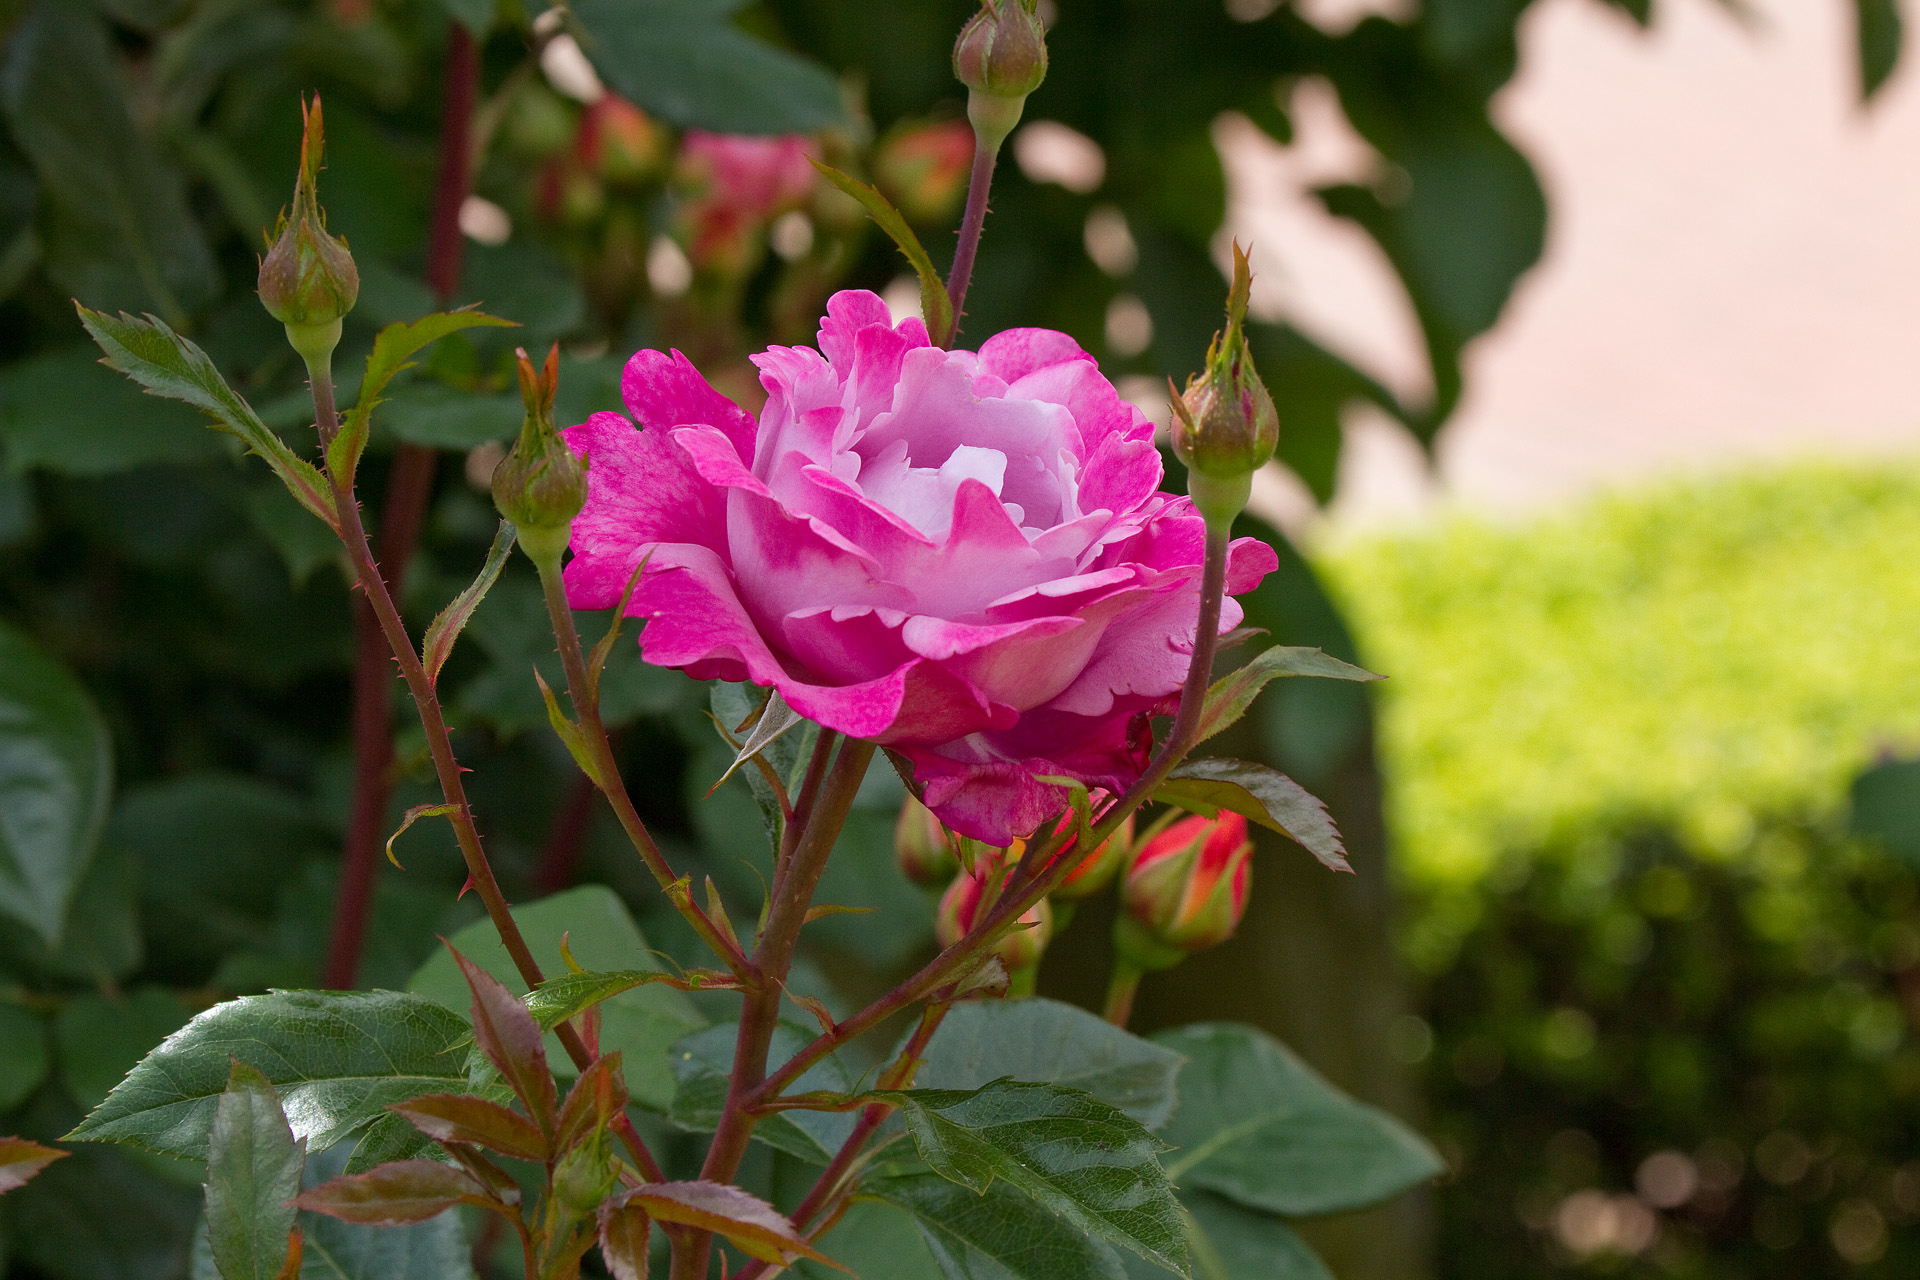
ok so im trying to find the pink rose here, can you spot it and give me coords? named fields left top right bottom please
left=562, top=290, right=1278, bottom=845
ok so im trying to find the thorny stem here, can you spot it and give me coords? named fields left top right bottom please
left=778, top=725, right=841, bottom=874
left=755, top=526, right=1232, bottom=1102
left=675, top=737, right=877, bottom=1280
left=303, top=352, right=665, bottom=1186
left=942, top=138, right=999, bottom=342
left=532, top=557, right=753, bottom=977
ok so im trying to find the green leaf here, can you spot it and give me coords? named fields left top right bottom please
left=909, top=998, right=1183, bottom=1130
left=0, top=346, right=226, bottom=476
left=421, top=521, right=515, bottom=684
left=875, top=1080, right=1187, bottom=1275
left=1151, top=1024, right=1442, bottom=1217
left=67, top=990, right=470, bottom=1160
left=1173, top=1191, right=1332, bottom=1280
left=866, top=1171, right=1128, bottom=1280
left=0, top=0, right=218, bottom=318
left=205, top=1063, right=305, bottom=1280
left=1855, top=0, right=1904, bottom=99
left=0, top=1003, right=50, bottom=1111
left=570, top=0, right=847, bottom=135
left=332, top=310, right=517, bottom=482
left=406, top=886, right=702, bottom=1111
left=244, top=483, right=341, bottom=587
left=1194, top=645, right=1378, bottom=747
left=1153, top=759, right=1349, bottom=873
left=74, top=306, right=338, bottom=531
left=669, top=1020, right=857, bottom=1163
left=709, top=681, right=822, bottom=851
left=526, top=968, right=693, bottom=1030
left=0, top=625, right=111, bottom=951
left=809, top=161, right=956, bottom=346
left=54, top=988, right=191, bottom=1113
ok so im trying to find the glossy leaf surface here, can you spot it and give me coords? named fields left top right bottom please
left=1154, top=759, right=1349, bottom=873
left=204, top=1063, right=305, bottom=1280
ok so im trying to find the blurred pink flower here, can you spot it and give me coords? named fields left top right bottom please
left=674, top=132, right=816, bottom=271
left=562, top=290, right=1278, bottom=844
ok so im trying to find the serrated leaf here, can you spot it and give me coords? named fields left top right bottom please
left=810, top=161, right=957, bottom=346
left=387, top=1094, right=546, bottom=1163
left=0, top=624, right=112, bottom=951
left=421, top=522, right=516, bottom=685
left=908, top=998, right=1184, bottom=1130
left=292, top=1160, right=489, bottom=1225
left=67, top=990, right=470, bottom=1159
left=554, top=1053, right=627, bottom=1155
left=875, top=1080, right=1187, bottom=1275
left=620, top=1181, right=840, bottom=1268
left=205, top=1062, right=306, bottom=1280
left=711, top=688, right=805, bottom=789
left=331, top=310, right=516, bottom=483
left=1194, top=645, right=1378, bottom=747
left=669, top=1021, right=856, bottom=1163
left=526, top=970, right=688, bottom=1031
left=1152, top=1024, right=1442, bottom=1217
left=1154, top=759, right=1349, bottom=872
left=447, top=945, right=556, bottom=1137
left=0, top=1135, right=68, bottom=1193
left=74, top=307, right=338, bottom=530
left=867, top=1172, right=1126, bottom=1280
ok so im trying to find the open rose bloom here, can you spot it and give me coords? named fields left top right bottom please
left=563, top=289, right=1277, bottom=844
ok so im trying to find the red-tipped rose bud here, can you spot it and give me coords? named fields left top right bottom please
left=873, top=119, right=975, bottom=224
left=492, top=345, right=587, bottom=564
left=257, top=96, right=359, bottom=364
left=953, top=1, right=1049, bottom=151
left=1171, top=243, right=1277, bottom=531
left=896, top=794, right=960, bottom=887
left=1049, top=806, right=1136, bottom=902
left=936, top=870, right=1052, bottom=974
left=579, top=96, right=665, bottom=187
left=1114, top=810, right=1253, bottom=970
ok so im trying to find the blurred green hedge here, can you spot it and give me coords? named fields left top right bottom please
left=1322, top=463, right=1920, bottom=1276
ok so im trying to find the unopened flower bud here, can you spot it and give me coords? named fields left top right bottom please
left=953, top=1, right=1049, bottom=152
left=936, top=870, right=1052, bottom=974
left=579, top=96, right=665, bottom=187
left=874, top=119, right=976, bottom=224
left=1049, top=805, right=1135, bottom=902
left=257, top=96, right=359, bottom=365
left=492, top=345, right=587, bottom=565
left=896, top=793, right=960, bottom=887
left=1114, top=810, right=1253, bottom=970
left=1171, top=243, right=1277, bottom=531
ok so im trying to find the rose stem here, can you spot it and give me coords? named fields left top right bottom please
left=530, top=557, right=753, bottom=976
left=754, top=526, right=1231, bottom=1101
left=1103, top=959, right=1144, bottom=1028
left=321, top=25, right=478, bottom=988
left=672, top=736, right=877, bottom=1280
left=942, top=134, right=1000, bottom=343
left=302, top=350, right=666, bottom=1184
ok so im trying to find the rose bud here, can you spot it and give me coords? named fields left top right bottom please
left=873, top=119, right=975, bottom=224
left=579, top=96, right=665, bottom=187
left=257, top=96, right=358, bottom=365
left=1048, top=806, right=1135, bottom=902
left=953, top=0, right=1049, bottom=151
left=896, top=793, right=960, bottom=887
left=492, top=344, right=587, bottom=565
left=1114, top=810, right=1253, bottom=971
left=1170, top=242, right=1277, bottom=532
left=935, top=869, right=1053, bottom=976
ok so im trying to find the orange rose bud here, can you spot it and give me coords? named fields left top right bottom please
left=1049, top=808, right=1135, bottom=902
left=1114, top=810, right=1253, bottom=970
left=935, top=870, right=1052, bottom=972
left=896, top=794, right=960, bottom=887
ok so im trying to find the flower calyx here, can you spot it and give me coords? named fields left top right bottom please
left=953, top=0, right=1049, bottom=152
left=1171, top=242, right=1277, bottom=531
left=1049, top=805, right=1135, bottom=902
left=1114, top=809, right=1253, bottom=971
left=492, top=344, right=587, bottom=566
left=257, top=96, right=359, bottom=365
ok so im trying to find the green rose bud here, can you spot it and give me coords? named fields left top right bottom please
left=257, top=96, right=359, bottom=365
left=492, top=344, right=588, bottom=566
left=1170, top=242, right=1278, bottom=531
left=953, top=0, right=1049, bottom=152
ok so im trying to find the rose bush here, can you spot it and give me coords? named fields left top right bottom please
left=563, top=289, right=1278, bottom=843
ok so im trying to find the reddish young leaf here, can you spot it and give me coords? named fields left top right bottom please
left=0, top=1136, right=68, bottom=1193
left=624, top=1181, right=844, bottom=1269
left=597, top=1198, right=651, bottom=1280
left=441, top=1143, right=522, bottom=1205
left=389, top=1093, right=547, bottom=1162
left=555, top=1052, right=628, bottom=1156
left=271, top=1229, right=303, bottom=1280
left=290, top=1160, right=488, bottom=1225
left=446, top=943, right=557, bottom=1135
